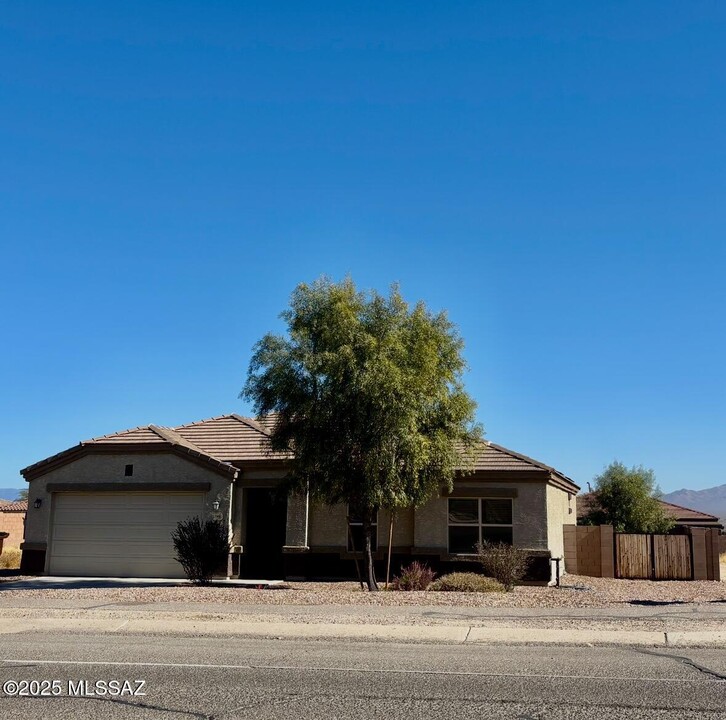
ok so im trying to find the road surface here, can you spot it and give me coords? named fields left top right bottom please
left=1, top=632, right=724, bottom=718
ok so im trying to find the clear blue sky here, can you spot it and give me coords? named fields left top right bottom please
left=2, top=2, right=724, bottom=494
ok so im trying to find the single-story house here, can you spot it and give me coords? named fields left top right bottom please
left=576, top=493, right=723, bottom=531
left=0, top=499, right=26, bottom=547
left=20, top=414, right=579, bottom=582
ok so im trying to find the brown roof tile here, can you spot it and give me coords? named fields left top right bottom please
left=89, top=426, right=166, bottom=444
left=0, top=500, right=27, bottom=512
left=173, top=414, right=285, bottom=462
left=21, top=413, right=577, bottom=491
left=576, top=492, right=720, bottom=523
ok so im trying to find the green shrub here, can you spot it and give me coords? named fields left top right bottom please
left=0, top=546, right=21, bottom=570
left=172, top=517, right=230, bottom=585
left=476, top=541, right=530, bottom=591
left=390, top=561, right=436, bottom=590
left=428, top=572, right=504, bottom=593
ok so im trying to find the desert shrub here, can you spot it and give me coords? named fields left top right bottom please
left=476, top=541, right=530, bottom=591
left=0, top=546, right=21, bottom=570
left=390, top=561, right=436, bottom=590
left=172, top=517, right=230, bottom=585
left=428, top=572, right=504, bottom=593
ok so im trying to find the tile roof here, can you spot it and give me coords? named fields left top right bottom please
left=576, top=492, right=720, bottom=524
left=172, top=414, right=283, bottom=462
left=88, top=426, right=165, bottom=444
left=20, top=413, right=577, bottom=490
left=658, top=499, right=721, bottom=523
left=0, top=500, right=27, bottom=512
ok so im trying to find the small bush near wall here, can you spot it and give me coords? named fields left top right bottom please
left=172, top=517, right=230, bottom=585
left=390, top=561, right=436, bottom=590
left=428, top=573, right=504, bottom=593
left=0, top=546, right=21, bottom=570
left=476, top=541, right=530, bottom=591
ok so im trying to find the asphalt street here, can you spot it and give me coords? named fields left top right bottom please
left=1, top=632, right=724, bottom=719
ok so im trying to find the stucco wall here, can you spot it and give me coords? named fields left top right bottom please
left=0, top=511, right=25, bottom=547
left=307, top=481, right=554, bottom=554
left=23, top=452, right=233, bottom=549
left=546, top=483, right=576, bottom=563
left=414, top=480, right=550, bottom=552
left=308, top=502, right=348, bottom=547
left=307, top=503, right=414, bottom=549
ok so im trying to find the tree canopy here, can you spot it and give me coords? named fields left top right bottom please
left=584, top=461, right=674, bottom=534
left=242, top=277, right=482, bottom=589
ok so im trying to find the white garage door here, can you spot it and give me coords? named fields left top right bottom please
left=48, top=491, right=205, bottom=578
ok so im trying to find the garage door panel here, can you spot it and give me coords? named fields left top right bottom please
left=48, top=491, right=206, bottom=578
left=49, top=556, right=183, bottom=577
left=50, top=539, right=177, bottom=558
left=52, top=524, right=184, bottom=543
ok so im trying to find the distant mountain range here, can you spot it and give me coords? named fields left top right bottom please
left=0, top=487, right=24, bottom=502
left=662, top=484, right=726, bottom=523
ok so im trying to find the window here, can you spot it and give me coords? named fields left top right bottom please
left=448, top=498, right=513, bottom=554
left=347, top=506, right=378, bottom=552
left=124, top=464, right=134, bottom=477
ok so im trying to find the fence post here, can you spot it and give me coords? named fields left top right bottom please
left=563, top=525, right=578, bottom=575
left=600, top=525, right=614, bottom=578
left=711, top=530, right=721, bottom=581
left=691, top=528, right=708, bottom=581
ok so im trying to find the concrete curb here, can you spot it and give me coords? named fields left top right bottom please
left=1, top=616, right=725, bottom=648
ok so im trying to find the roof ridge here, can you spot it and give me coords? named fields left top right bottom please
left=85, top=425, right=160, bottom=443
left=229, top=413, right=272, bottom=436
left=173, top=414, right=240, bottom=430
left=486, top=441, right=574, bottom=483
left=149, top=425, right=237, bottom=475
left=151, top=425, right=215, bottom=456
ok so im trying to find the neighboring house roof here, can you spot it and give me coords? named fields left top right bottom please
left=0, top=500, right=27, bottom=513
left=657, top=499, right=722, bottom=524
left=576, top=492, right=721, bottom=526
left=20, top=413, right=578, bottom=491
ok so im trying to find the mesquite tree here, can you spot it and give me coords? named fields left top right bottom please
left=584, top=461, right=674, bottom=534
left=242, top=278, right=481, bottom=590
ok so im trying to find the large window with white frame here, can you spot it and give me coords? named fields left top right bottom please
left=447, top=498, right=513, bottom=553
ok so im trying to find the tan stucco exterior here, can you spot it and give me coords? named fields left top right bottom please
left=23, top=452, right=232, bottom=559
left=307, top=503, right=415, bottom=550
left=546, top=482, right=576, bottom=561
left=305, top=478, right=569, bottom=562
left=21, top=444, right=577, bottom=583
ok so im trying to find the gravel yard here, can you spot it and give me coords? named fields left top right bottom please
left=1, top=574, right=724, bottom=609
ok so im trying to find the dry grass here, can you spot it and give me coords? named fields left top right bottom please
left=0, top=546, right=21, bottom=570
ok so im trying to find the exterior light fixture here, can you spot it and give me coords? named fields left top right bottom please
left=33, top=498, right=42, bottom=509
left=212, top=501, right=220, bottom=511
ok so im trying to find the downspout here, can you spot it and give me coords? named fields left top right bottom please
left=227, top=470, right=238, bottom=579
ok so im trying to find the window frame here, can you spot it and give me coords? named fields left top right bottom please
left=346, top=505, right=378, bottom=552
left=447, top=497, right=514, bottom=554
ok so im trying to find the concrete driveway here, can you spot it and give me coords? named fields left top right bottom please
left=0, top=576, right=284, bottom=590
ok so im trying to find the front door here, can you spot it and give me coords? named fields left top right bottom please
left=242, top=488, right=287, bottom=579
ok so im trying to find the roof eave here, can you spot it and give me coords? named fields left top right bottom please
left=21, top=441, right=238, bottom=482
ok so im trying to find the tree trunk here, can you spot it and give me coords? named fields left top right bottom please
left=362, top=511, right=379, bottom=592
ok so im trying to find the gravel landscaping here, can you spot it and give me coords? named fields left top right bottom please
left=1, top=574, right=724, bottom=609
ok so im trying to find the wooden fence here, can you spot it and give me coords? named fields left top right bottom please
left=564, top=525, right=720, bottom=581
